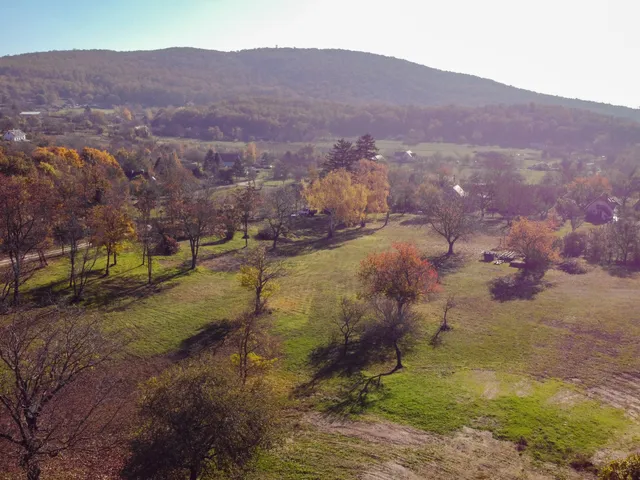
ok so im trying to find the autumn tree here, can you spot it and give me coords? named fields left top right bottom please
left=0, top=309, right=124, bottom=480
left=610, top=216, right=640, bottom=264
left=232, top=312, right=277, bottom=385
left=334, top=296, right=367, bottom=358
left=507, top=218, right=560, bottom=272
left=133, top=180, right=160, bottom=284
left=424, top=193, right=476, bottom=256
left=262, top=185, right=297, bottom=249
left=121, top=359, right=279, bottom=480
left=324, top=139, right=357, bottom=172
left=168, top=183, right=223, bottom=269
left=88, top=203, right=135, bottom=276
left=556, top=197, right=584, bottom=231
left=303, top=169, right=368, bottom=238
left=0, top=174, right=55, bottom=304
left=240, top=246, right=285, bottom=315
left=358, top=243, right=438, bottom=372
left=566, top=174, right=612, bottom=209
left=354, top=133, right=379, bottom=161
left=354, top=159, right=389, bottom=225
left=234, top=184, right=262, bottom=248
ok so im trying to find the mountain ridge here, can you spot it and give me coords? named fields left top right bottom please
left=1, top=47, right=638, bottom=122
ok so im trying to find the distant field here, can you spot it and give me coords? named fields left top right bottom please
left=21, top=213, right=640, bottom=477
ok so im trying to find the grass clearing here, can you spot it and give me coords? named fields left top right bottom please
left=17, top=213, right=640, bottom=476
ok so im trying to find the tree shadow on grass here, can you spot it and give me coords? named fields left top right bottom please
left=277, top=226, right=378, bottom=258
left=172, top=318, right=236, bottom=361
left=428, top=253, right=469, bottom=279
left=488, top=271, right=551, bottom=302
left=294, top=325, right=399, bottom=402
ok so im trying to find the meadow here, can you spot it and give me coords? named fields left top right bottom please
left=21, top=212, right=640, bottom=479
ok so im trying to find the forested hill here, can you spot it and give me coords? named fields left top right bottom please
left=1, top=47, right=639, bottom=121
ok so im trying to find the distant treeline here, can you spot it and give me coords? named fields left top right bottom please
left=149, top=98, right=640, bottom=155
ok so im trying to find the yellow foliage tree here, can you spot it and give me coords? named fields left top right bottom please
left=303, top=169, right=368, bottom=238
left=88, top=204, right=135, bottom=275
left=354, top=159, right=389, bottom=223
left=244, top=142, right=258, bottom=165
left=239, top=246, right=284, bottom=315
left=507, top=218, right=560, bottom=272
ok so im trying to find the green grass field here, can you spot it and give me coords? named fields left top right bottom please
left=20, top=215, right=640, bottom=478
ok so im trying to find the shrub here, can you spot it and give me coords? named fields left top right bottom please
left=155, top=234, right=180, bottom=256
left=559, top=258, right=589, bottom=275
left=599, top=453, right=640, bottom=479
left=563, top=231, right=588, bottom=257
left=255, top=226, right=274, bottom=241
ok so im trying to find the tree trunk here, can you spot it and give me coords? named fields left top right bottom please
left=383, top=210, right=390, bottom=227
left=141, top=244, right=146, bottom=265
left=25, top=456, right=41, bottom=480
left=272, top=235, right=278, bottom=250
left=105, top=248, right=111, bottom=276
left=147, top=254, right=153, bottom=284
left=328, top=213, right=335, bottom=238
left=447, top=241, right=455, bottom=256
left=393, top=341, right=403, bottom=371
left=12, top=256, right=21, bottom=305
left=189, top=466, right=199, bottom=480
left=113, top=250, right=117, bottom=266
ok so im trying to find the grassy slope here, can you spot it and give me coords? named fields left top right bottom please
left=23, top=216, right=640, bottom=475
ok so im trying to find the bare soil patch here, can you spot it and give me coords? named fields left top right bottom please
left=306, top=413, right=589, bottom=479
left=587, top=373, right=640, bottom=419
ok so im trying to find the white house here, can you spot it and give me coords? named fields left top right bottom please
left=3, top=129, right=27, bottom=142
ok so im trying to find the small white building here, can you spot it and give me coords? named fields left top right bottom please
left=3, top=129, right=27, bottom=142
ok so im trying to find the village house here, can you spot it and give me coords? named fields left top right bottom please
left=218, top=152, right=242, bottom=169
left=585, top=193, right=621, bottom=224
left=394, top=151, right=414, bottom=162
left=2, top=129, right=27, bottom=142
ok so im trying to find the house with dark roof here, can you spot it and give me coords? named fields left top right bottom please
left=585, top=193, right=621, bottom=224
left=393, top=151, right=414, bottom=162
left=218, top=153, right=242, bottom=169
left=3, top=129, right=27, bottom=142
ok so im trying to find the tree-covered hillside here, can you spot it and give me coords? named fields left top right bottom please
left=1, top=48, right=639, bottom=121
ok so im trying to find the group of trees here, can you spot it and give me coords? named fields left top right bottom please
left=0, top=249, right=286, bottom=480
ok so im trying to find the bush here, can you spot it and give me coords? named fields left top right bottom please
left=255, top=226, right=274, bottom=241
left=563, top=231, right=587, bottom=257
left=155, top=234, right=180, bottom=256
left=559, top=258, right=589, bottom=275
left=599, top=453, right=640, bottom=479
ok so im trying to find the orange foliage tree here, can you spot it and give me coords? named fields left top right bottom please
left=303, top=169, right=368, bottom=238
left=358, top=243, right=438, bottom=371
left=565, top=174, right=612, bottom=208
left=507, top=218, right=560, bottom=272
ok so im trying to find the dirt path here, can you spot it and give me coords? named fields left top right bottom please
left=0, top=243, right=88, bottom=269
left=306, top=413, right=590, bottom=480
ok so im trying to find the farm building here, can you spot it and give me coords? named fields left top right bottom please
left=394, top=151, right=414, bottom=162
left=219, top=152, right=242, bottom=169
left=585, top=193, right=620, bottom=224
left=3, top=129, right=27, bottom=142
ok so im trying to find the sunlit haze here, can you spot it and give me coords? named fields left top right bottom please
left=2, top=0, right=640, bottom=107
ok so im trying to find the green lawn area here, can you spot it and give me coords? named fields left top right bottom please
left=20, top=214, right=640, bottom=476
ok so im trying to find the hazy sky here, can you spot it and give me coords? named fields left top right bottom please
left=2, top=0, right=639, bottom=107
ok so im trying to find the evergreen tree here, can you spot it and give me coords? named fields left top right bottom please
left=203, top=148, right=216, bottom=172
left=233, top=157, right=245, bottom=177
left=324, top=139, right=357, bottom=172
left=355, top=133, right=379, bottom=161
